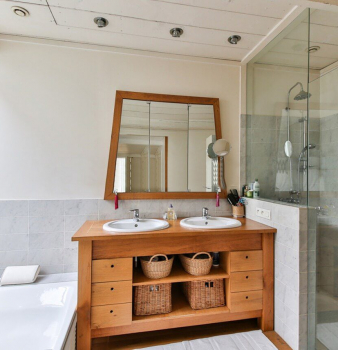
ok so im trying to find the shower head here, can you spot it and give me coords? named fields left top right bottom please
left=294, top=90, right=311, bottom=101
left=287, top=82, right=311, bottom=107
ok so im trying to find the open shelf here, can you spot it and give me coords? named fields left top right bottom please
left=132, top=288, right=229, bottom=323
left=133, top=263, right=229, bottom=286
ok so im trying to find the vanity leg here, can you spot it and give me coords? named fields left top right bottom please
left=259, top=232, right=274, bottom=331
left=77, top=241, right=93, bottom=350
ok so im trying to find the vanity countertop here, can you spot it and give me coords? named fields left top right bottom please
left=72, top=217, right=276, bottom=242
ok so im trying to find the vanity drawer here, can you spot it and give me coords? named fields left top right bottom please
left=230, top=250, right=263, bottom=272
left=230, top=271, right=263, bottom=293
left=92, top=258, right=132, bottom=283
left=92, top=281, right=132, bottom=306
left=91, top=303, right=132, bottom=329
left=230, top=290, right=263, bottom=313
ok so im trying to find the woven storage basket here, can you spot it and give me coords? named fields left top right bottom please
left=134, top=283, right=172, bottom=316
left=183, top=279, right=225, bottom=310
left=179, top=252, right=213, bottom=276
left=141, top=254, right=174, bottom=279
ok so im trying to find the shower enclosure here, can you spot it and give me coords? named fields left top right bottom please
left=246, top=7, right=338, bottom=349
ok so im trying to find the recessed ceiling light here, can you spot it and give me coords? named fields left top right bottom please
left=12, top=6, right=29, bottom=17
left=94, top=17, right=108, bottom=28
left=308, top=46, right=320, bottom=53
left=170, top=28, right=183, bottom=38
left=228, top=35, right=241, bottom=45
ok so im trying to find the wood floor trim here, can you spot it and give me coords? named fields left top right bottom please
left=264, top=331, right=292, bottom=350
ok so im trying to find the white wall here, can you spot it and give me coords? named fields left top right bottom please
left=0, top=39, right=240, bottom=199
left=247, top=64, right=320, bottom=117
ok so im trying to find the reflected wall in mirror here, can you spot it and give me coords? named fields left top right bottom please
left=105, top=91, right=224, bottom=200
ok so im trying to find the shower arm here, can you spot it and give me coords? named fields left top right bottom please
left=286, top=82, right=304, bottom=141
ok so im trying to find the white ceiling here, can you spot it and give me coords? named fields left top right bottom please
left=255, top=9, right=338, bottom=70
left=0, top=0, right=297, bottom=61
left=1, top=0, right=338, bottom=69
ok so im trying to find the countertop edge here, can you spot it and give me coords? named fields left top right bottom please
left=72, top=218, right=277, bottom=242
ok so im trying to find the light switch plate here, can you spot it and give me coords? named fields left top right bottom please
left=256, top=208, right=271, bottom=220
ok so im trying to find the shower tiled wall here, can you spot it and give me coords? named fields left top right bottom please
left=242, top=114, right=320, bottom=202
left=317, top=113, right=338, bottom=299
left=0, top=198, right=231, bottom=275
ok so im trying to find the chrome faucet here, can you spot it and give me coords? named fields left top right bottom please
left=130, top=209, right=140, bottom=222
left=202, top=207, right=209, bottom=220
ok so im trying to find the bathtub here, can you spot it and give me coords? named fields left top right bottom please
left=0, top=276, right=77, bottom=350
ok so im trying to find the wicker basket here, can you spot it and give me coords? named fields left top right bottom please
left=140, top=254, right=174, bottom=279
left=183, top=279, right=225, bottom=310
left=179, top=252, right=213, bottom=276
left=134, top=283, right=172, bottom=316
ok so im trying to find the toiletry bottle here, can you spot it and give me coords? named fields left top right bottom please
left=212, top=252, right=220, bottom=267
left=253, top=179, right=260, bottom=198
left=167, top=204, right=177, bottom=221
left=242, top=184, right=246, bottom=197
left=244, top=185, right=248, bottom=197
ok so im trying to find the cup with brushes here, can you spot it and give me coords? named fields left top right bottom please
left=227, top=189, right=246, bottom=218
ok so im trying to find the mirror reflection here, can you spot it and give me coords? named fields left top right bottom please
left=114, top=99, right=217, bottom=193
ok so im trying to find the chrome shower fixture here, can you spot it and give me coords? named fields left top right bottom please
left=94, top=17, right=108, bottom=28
left=297, top=144, right=316, bottom=193
left=301, top=144, right=316, bottom=154
left=228, top=35, right=241, bottom=45
left=294, top=90, right=312, bottom=101
left=170, top=28, right=183, bottom=38
left=287, top=82, right=311, bottom=106
left=285, top=82, right=312, bottom=141
left=285, top=81, right=312, bottom=191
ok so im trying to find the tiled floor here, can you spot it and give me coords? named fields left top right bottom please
left=317, top=322, right=338, bottom=350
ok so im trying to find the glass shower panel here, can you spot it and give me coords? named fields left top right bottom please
left=308, top=61, right=338, bottom=350
left=246, top=9, right=310, bottom=203
left=306, top=8, right=338, bottom=349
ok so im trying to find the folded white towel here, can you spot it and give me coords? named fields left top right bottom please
left=0, top=265, right=40, bottom=286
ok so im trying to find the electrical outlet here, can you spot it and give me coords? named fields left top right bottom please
left=256, top=208, right=271, bottom=220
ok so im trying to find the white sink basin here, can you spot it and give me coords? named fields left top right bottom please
left=180, top=217, right=242, bottom=229
left=103, top=219, right=169, bottom=233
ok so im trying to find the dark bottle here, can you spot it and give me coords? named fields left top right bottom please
left=212, top=252, right=220, bottom=267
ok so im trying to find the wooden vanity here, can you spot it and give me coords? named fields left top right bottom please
left=73, top=218, right=276, bottom=350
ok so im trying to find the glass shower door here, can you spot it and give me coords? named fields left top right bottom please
left=308, top=65, right=338, bottom=350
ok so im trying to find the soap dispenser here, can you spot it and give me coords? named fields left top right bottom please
left=253, top=179, right=260, bottom=198
left=167, top=204, right=177, bottom=221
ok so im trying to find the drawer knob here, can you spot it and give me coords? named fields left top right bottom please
left=111, top=264, right=115, bottom=268
left=246, top=296, right=249, bottom=299
left=246, top=276, right=249, bottom=279
left=246, top=256, right=249, bottom=259
left=110, top=310, right=114, bottom=313
left=111, top=287, right=114, bottom=291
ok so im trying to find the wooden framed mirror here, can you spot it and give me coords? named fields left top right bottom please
left=104, top=91, right=226, bottom=200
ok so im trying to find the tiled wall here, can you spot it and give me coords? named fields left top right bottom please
left=241, top=113, right=320, bottom=202
left=0, top=198, right=231, bottom=276
left=245, top=198, right=313, bottom=350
